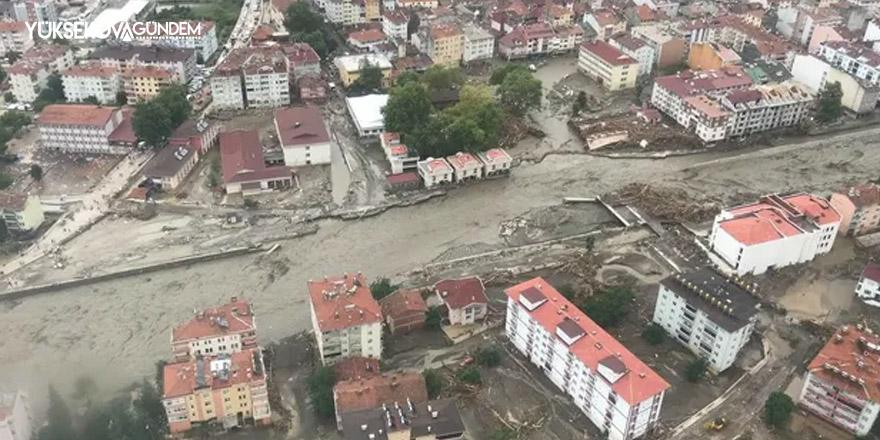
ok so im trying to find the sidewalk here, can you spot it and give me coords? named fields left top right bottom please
left=1, top=150, right=153, bottom=286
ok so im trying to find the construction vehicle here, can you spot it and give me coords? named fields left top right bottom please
left=704, top=417, right=727, bottom=431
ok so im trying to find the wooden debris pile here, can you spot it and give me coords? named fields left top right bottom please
left=605, top=183, right=719, bottom=223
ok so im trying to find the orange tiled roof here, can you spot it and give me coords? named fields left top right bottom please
left=171, top=298, right=255, bottom=343
left=308, top=274, right=383, bottom=331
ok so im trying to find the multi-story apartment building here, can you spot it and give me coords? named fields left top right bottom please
left=654, top=268, right=760, bottom=373
left=710, top=193, right=840, bottom=275
left=446, top=152, right=483, bottom=182
left=334, top=53, right=393, bottom=87
left=309, top=274, right=383, bottom=365
left=8, top=0, right=55, bottom=31
left=383, top=9, right=408, bottom=40
left=274, top=106, right=332, bottom=166
left=162, top=348, right=271, bottom=433
left=0, top=192, right=43, bottom=234
left=123, top=65, right=174, bottom=103
left=498, top=23, right=584, bottom=59
left=830, top=184, right=880, bottom=236
left=211, top=47, right=291, bottom=110
left=396, top=0, right=438, bottom=7
left=333, top=372, right=428, bottom=430
left=280, top=43, right=321, bottom=80
left=379, top=132, right=418, bottom=174
left=0, top=21, right=32, bottom=56
left=90, top=45, right=197, bottom=84
left=583, top=10, right=626, bottom=40
left=170, top=297, right=258, bottom=362
left=687, top=42, right=741, bottom=71
left=0, top=390, right=31, bottom=440
left=340, top=398, right=465, bottom=439
left=630, top=24, right=687, bottom=69
left=817, top=41, right=880, bottom=87
left=417, top=157, right=453, bottom=189
left=155, top=20, right=218, bottom=62
left=856, top=263, right=880, bottom=307
left=719, top=83, right=813, bottom=138
left=8, top=45, right=74, bottom=103
left=463, top=24, right=495, bottom=63
left=477, top=148, right=513, bottom=177
left=36, top=104, right=135, bottom=155
left=578, top=41, right=638, bottom=91
left=364, top=0, right=380, bottom=21
left=505, top=278, right=669, bottom=440
left=61, top=62, right=122, bottom=105
left=651, top=68, right=752, bottom=128
left=427, top=23, right=464, bottom=66
left=798, top=325, right=880, bottom=436
left=608, top=36, right=655, bottom=78
left=325, top=0, right=365, bottom=26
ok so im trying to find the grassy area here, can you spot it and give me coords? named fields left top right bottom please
left=149, top=0, right=244, bottom=48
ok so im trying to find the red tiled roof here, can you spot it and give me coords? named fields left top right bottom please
left=386, top=172, right=420, bottom=185
left=7, top=44, right=69, bottom=75
left=124, top=64, right=173, bottom=79
left=252, top=25, right=274, bottom=41
left=506, top=278, right=670, bottom=405
left=862, top=263, right=880, bottom=284
left=380, top=289, right=428, bottom=321
left=334, top=356, right=381, bottom=382
left=435, top=277, right=488, bottom=309
left=0, top=21, right=26, bottom=32
left=63, top=62, right=118, bottom=78
left=446, top=152, right=480, bottom=169
left=654, top=67, right=752, bottom=98
left=271, top=0, right=299, bottom=12
left=613, top=35, right=648, bottom=51
left=0, top=191, right=29, bottom=211
left=635, top=5, right=660, bottom=21
left=592, top=10, right=621, bottom=26
left=37, top=104, right=118, bottom=127
left=349, top=28, right=386, bottom=43
left=785, top=194, right=840, bottom=226
left=172, top=298, right=255, bottom=343
left=721, top=194, right=840, bottom=246
left=220, top=130, right=292, bottom=184
left=384, top=9, right=409, bottom=24
left=274, top=107, right=330, bottom=148
left=281, top=43, right=320, bottom=65
left=726, top=89, right=763, bottom=104
left=431, top=23, right=462, bottom=40
left=838, top=184, right=880, bottom=207
left=334, top=372, right=428, bottom=414
left=482, top=148, right=510, bottom=162
left=807, top=326, right=880, bottom=402
left=308, top=274, right=383, bottom=331
left=581, top=41, right=637, bottom=66
left=163, top=349, right=264, bottom=398
left=108, top=107, right=136, bottom=144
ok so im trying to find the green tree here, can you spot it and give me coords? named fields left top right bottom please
left=684, top=358, right=708, bottom=383
left=6, top=51, right=21, bottom=64
left=285, top=2, right=323, bottom=34
left=557, top=284, right=576, bottom=300
left=369, top=277, right=398, bottom=300
left=81, top=397, right=140, bottom=440
left=82, top=96, right=99, bottom=105
left=38, top=385, right=77, bottom=440
left=423, top=369, right=445, bottom=399
left=0, top=172, right=13, bottom=190
left=307, top=366, right=337, bottom=419
left=497, top=69, right=542, bottom=117
left=457, top=367, right=482, bottom=385
left=475, top=347, right=501, bottom=368
left=349, top=62, right=384, bottom=95
left=154, top=84, right=191, bottom=127
left=115, top=91, right=129, bottom=106
left=425, top=305, right=442, bottom=329
left=421, top=65, right=464, bottom=93
left=30, top=164, right=43, bottom=181
left=817, top=81, right=843, bottom=123
left=243, top=198, right=258, bottom=209
left=573, top=91, right=588, bottom=115
left=207, top=155, right=222, bottom=187
left=489, top=64, right=528, bottom=85
left=764, top=391, right=794, bottom=428
left=4, top=92, right=15, bottom=103
left=383, top=81, right=434, bottom=135
left=133, top=380, right=168, bottom=439
left=155, top=360, right=168, bottom=393
left=492, top=427, right=517, bottom=440
left=396, top=70, right=420, bottom=86
left=443, top=86, right=503, bottom=147
left=0, top=220, right=6, bottom=242
left=0, top=110, right=32, bottom=137
left=133, top=100, right=173, bottom=148
left=641, top=323, right=665, bottom=345
left=0, top=65, right=5, bottom=83
left=583, top=288, right=633, bottom=328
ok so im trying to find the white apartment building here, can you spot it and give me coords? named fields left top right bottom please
left=417, top=158, right=453, bottom=188
left=90, top=45, right=197, bottom=84
left=61, top=62, right=122, bottom=105
left=325, top=0, right=365, bottom=26
left=799, top=325, right=880, bottom=436
left=818, top=41, right=880, bottom=87
left=170, top=297, right=258, bottom=362
left=8, top=45, right=74, bottom=103
left=856, top=263, right=880, bottom=307
left=11, top=0, right=55, bottom=23
left=463, top=24, right=495, bottom=63
left=211, top=47, right=290, bottom=110
left=382, top=9, right=408, bottom=41
left=274, top=107, right=331, bottom=166
left=506, top=278, right=669, bottom=440
left=654, top=269, right=760, bottom=373
left=156, top=20, right=218, bottom=62
left=0, top=192, right=43, bottom=234
left=36, top=104, right=135, bottom=155
left=446, top=152, right=483, bottom=182
left=380, top=132, right=418, bottom=174
left=0, top=391, right=31, bottom=440
left=308, top=274, right=383, bottom=365
left=0, top=21, right=32, bottom=56
left=720, top=84, right=813, bottom=138
left=710, top=193, right=841, bottom=275
left=477, top=148, right=512, bottom=177
left=609, top=35, right=655, bottom=77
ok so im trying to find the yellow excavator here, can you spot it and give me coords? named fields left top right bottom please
left=704, top=417, right=727, bottom=431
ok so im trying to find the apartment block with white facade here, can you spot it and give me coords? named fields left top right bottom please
left=608, top=35, right=655, bottom=77
left=211, top=47, right=290, bottom=110
left=798, top=325, right=880, bottom=436
left=506, top=278, right=669, bottom=440
left=463, top=24, right=495, bottom=63
left=8, top=45, right=74, bottom=103
left=308, top=274, right=383, bottom=365
left=382, top=9, right=408, bottom=40
left=719, top=84, right=813, bottom=138
left=710, top=193, right=841, bottom=275
left=62, top=62, right=122, bottom=105
left=90, top=45, right=197, bottom=84
left=0, top=21, right=32, bottom=56
left=856, top=263, right=880, bottom=307
left=170, top=297, right=258, bottom=362
left=817, top=41, right=880, bottom=87
left=654, top=269, right=760, bottom=373
left=417, top=158, right=453, bottom=189
left=325, top=0, right=365, bottom=26
left=0, top=390, right=31, bottom=440
left=155, top=20, right=218, bottom=62
left=274, top=106, right=331, bottom=166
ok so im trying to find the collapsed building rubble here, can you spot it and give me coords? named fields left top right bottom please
left=570, top=111, right=703, bottom=151
left=604, top=183, right=720, bottom=223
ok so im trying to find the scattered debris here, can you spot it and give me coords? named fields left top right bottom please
left=604, top=183, right=720, bottom=223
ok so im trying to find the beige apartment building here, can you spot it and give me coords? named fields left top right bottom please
left=831, top=184, right=880, bottom=236
left=123, top=65, right=174, bottom=103
left=428, top=23, right=464, bottom=66
left=578, top=41, right=638, bottom=91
